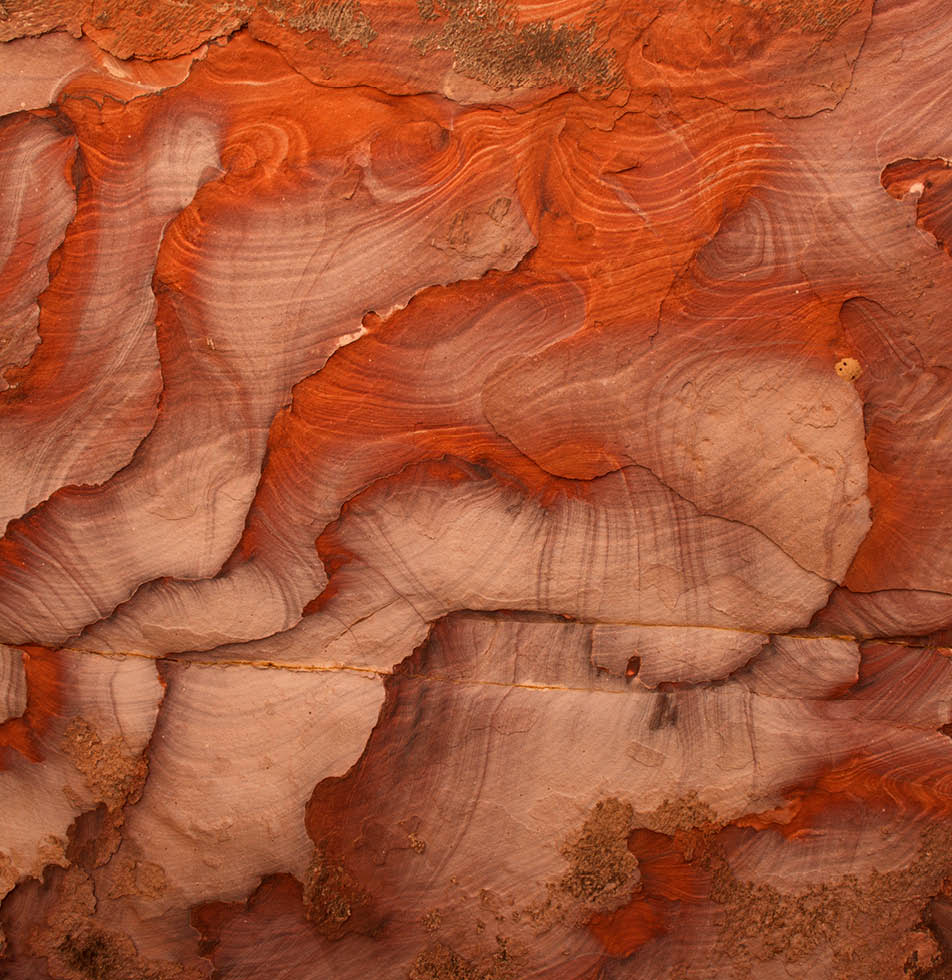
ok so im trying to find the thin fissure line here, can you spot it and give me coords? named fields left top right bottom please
left=43, top=626, right=944, bottom=695
left=52, top=627, right=928, bottom=667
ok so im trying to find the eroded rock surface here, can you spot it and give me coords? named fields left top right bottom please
left=1, top=1, right=951, bottom=977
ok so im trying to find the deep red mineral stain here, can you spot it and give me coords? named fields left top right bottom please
left=1, top=1, right=951, bottom=977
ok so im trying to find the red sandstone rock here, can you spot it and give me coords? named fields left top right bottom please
left=1, top=1, right=952, bottom=978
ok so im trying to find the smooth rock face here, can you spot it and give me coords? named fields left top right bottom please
left=0, top=1, right=950, bottom=977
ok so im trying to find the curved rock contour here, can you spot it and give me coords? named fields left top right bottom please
left=1, top=2, right=952, bottom=978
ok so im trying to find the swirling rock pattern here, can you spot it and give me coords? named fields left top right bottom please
left=0, top=1, right=950, bottom=977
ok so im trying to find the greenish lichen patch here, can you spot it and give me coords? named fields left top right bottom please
left=409, top=943, right=481, bottom=980
left=739, top=0, right=864, bottom=37
left=638, top=791, right=721, bottom=836
left=414, top=0, right=618, bottom=91
left=268, top=0, right=376, bottom=48
left=707, top=823, right=952, bottom=978
left=558, top=796, right=639, bottom=907
left=408, top=936, right=523, bottom=980
left=61, top=717, right=147, bottom=813
left=25, top=865, right=197, bottom=980
left=303, top=849, right=372, bottom=938
left=59, top=930, right=125, bottom=980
